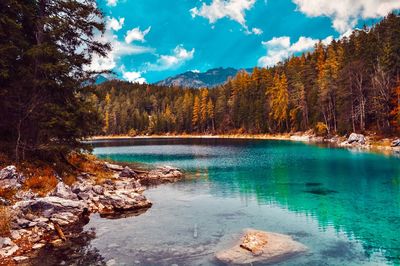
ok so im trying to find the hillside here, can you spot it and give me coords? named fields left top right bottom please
left=154, top=67, right=251, bottom=88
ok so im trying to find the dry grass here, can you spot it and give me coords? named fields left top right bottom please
left=24, top=166, right=59, bottom=197
left=0, top=152, right=114, bottom=199
left=67, top=153, right=113, bottom=184
left=0, top=206, right=11, bottom=237
left=0, top=187, right=16, bottom=201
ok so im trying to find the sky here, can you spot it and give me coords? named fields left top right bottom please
left=90, top=0, right=400, bottom=84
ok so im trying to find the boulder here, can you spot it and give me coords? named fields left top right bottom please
left=141, top=166, right=183, bottom=185
left=119, top=166, right=138, bottom=178
left=50, top=212, right=79, bottom=226
left=0, top=166, right=21, bottom=181
left=0, top=166, right=25, bottom=190
left=347, top=133, right=366, bottom=145
left=391, top=139, right=400, bottom=147
left=92, top=185, right=105, bottom=195
left=0, top=197, right=11, bottom=206
left=0, top=237, right=19, bottom=258
left=215, top=229, right=307, bottom=265
left=71, top=181, right=93, bottom=194
left=98, top=190, right=151, bottom=214
left=14, top=190, right=37, bottom=200
left=14, top=196, right=87, bottom=218
left=51, top=182, right=78, bottom=200
left=0, top=177, right=21, bottom=190
left=105, top=162, right=124, bottom=171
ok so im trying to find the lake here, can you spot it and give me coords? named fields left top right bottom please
left=37, top=138, right=400, bottom=265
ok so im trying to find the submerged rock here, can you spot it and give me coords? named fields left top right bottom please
left=140, top=166, right=183, bottom=185
left=215, top=229, right=307, bottom=265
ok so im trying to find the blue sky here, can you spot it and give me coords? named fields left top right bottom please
left=91, top=0, right=400, bottom=83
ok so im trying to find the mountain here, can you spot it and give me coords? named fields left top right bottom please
left=154, top=67, right=251, bottom=88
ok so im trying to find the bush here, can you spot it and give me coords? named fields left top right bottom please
left=128, top=129, right=137, bottom=137
left=25, top=166, right=58, bottom=196
left=315, top=122, right=328, bottom=136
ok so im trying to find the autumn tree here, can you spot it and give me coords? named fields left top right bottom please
left=192, top=96, right=200, bottom=130
left=268, top=73, right=289, bottom=131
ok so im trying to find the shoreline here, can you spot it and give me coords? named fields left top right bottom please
left=88, top=133, right=400, bottom=156
left=0, top=160, right=184, bottom=264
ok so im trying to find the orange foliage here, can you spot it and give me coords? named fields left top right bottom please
left=0, top=206, right=11, bottom=237
left=390, top=82, right=400, bottom=132
left=67, top=153, right=112, bottom=183
left=24, top=166, right=58, bottom=196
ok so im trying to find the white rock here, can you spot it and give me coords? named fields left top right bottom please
left=32, top=243, right=45, bottom=250
left=216, top=229, right=307, bottom=265
left=13, top=256, right=29, bottom=262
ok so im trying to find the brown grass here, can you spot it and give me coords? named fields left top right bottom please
left=67, top=153, right=113, bottom=184
left=24, top=166, right=58, bottom=197
left=0, top=187, right=16, bottom=201
left=0, top=206, right=11, bottom=237
left=0, top=152, right=114, bottom=199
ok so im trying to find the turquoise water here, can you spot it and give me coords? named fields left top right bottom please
left=45, top=138, right=400, bottom=265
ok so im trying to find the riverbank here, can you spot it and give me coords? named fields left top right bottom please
left=89, top=132, right=400, bottom=156
left=0, top=155, right=184, bottom=265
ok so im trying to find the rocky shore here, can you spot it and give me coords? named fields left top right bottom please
left=0, top=162, right=183, bottom=264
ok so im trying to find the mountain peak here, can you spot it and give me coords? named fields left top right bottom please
left=154, top=67, right=248, bottom=88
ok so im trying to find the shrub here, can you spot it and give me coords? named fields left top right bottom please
left=315, top=122, right=328, bottom=136
left=25, top=166, right=58, bottom=196
left=128, top=129, right=137, bottom=137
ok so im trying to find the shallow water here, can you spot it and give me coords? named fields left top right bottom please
left=39, top=138, right=400, bottom=265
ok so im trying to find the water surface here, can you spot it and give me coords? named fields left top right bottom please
left=41, top=138, right=400, bottom=265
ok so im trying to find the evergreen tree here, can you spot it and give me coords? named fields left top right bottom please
left=192, top=96, right=200, bottom=130
left=0, top=0, right=109, bottom=161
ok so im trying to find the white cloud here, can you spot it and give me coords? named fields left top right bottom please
left=251, top=27, right=263, bottom=35
left=122, top=70, right=147, bottom=84
left=292, top=0, right=400, bottom=33
left=191, top=69, right=200, bottom=73
left=146, top=45, right=195, bottom=71
left=125, top=26, right=151, bottom=44
left=190, top=0, right=256, bottom=28
left=106, top=17, right=125, bottom=31
left=86, top=29, right=154, bottom=72
left=258, top=35, right=332, bottom=67
left=106, top=0, right=118, bottom=7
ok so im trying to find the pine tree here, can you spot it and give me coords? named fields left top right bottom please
left=268, top=73, right=289, bottom=131
left=207, top=98, right=215, bottom=131
left=0, top=0, right=109, bottom=161
left=200, top=89, right=209, bottom=130
left=192, top=96, right=200, bottom=130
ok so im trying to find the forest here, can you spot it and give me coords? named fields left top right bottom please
left=0, top=0, right=109, bottom=161
left=93, top=13, right=400, bottom=136
left=1, top=0, right=399, bottom=162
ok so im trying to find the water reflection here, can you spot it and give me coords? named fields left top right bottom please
left=81, top=138, right=400, bottom=265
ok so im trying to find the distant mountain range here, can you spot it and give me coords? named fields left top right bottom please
left=154, top=67, right=252, bottom=88
left=94, top=67, right=253, bottom=88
